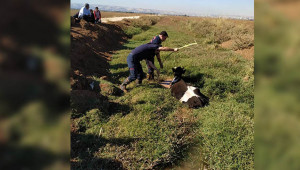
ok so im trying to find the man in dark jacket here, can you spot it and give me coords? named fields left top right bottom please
left=120, top=42, right=178, bottom=92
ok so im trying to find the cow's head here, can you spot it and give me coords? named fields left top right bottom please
left=172, top=67, right=186, bottom=77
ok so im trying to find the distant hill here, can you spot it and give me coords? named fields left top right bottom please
left=71, top=3, right=254, bottom=20
left=71, top=3, right=185, bottom=16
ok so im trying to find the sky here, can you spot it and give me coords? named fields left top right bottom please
left=71, top=0, right=254, bottom=17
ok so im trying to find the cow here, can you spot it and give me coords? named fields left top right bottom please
left=170, top=67, right=209, bottom=108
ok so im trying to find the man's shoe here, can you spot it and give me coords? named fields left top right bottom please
left=120, top=84, right=128, bottom=93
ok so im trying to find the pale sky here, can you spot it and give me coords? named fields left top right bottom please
left=71, top=0, right=254, bottom=17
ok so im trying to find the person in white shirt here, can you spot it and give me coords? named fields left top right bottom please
left=78, top=3, right=91, bottom=20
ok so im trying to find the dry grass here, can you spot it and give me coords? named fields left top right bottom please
left=71, top=9, right=151, bottom=18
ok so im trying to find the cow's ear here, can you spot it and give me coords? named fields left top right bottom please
left=183, top=69, right=186, bottom=73
left=172, top=67, right=176, bottom=72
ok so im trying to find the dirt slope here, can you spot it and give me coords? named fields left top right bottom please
left=70, top=20, right=129, bottom=169
left=71, top=20, right=127, bottom=78
left=70, top=20, right=128, bottom=127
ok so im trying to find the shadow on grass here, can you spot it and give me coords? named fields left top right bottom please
left=71, top=90, right=131, bottom=119
left=110, top=63, right=128, bottom=70
left=110, top=70, right=130, bottom=84
left=108, top=101, right=131, bottom=116
left=183, top=73, right=212, bottom=89
left=147, top=82, right=165, bottom=89
left=71, top=133, right=139, bottom=170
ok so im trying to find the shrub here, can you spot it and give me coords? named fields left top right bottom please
left=71, top=90, right=109, bottom=118
left=232, top=34, right=254, bottom=50
left=124, top=26, right=143, bottom=37
left=232, top=25, right=254, bottom=50
left=123, top=16, right=160, bottom=37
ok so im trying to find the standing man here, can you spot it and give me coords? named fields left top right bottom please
left=120, top=43, right=179, bottom=92
left=78, top=3, right=91, bottom=22
left=147, top=31, right=169, bottom=80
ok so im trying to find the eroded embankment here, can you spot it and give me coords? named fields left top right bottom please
left=70, top=20, right=129, bottom=169
left=71, top=20, right=127, bottom=78
left=70, top=19, right=128, bottom=114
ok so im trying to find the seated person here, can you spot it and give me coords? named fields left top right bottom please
left=94, top=7, right=101, bottom=23
left=89, top=9, right=95, bottom=23
left=72, top=11, right=80, bottom=23
left=78, top=3, right=91, bottom=22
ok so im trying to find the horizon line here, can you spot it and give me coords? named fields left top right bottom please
left=71, top=3, right=254, bottom=18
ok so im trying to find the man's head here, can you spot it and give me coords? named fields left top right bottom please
left=95, top=7, right=98, bottom=11
left=172, top=67, right=186, bottom=77
left=159, top=31, right=168, bottom=42
left=85, top=3, right=89, bottom=9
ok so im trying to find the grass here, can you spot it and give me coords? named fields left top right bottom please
left=71, top=16, right=254, bottom=169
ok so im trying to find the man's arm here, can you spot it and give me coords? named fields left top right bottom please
left=148, top=60, right=160, bottom=77
left=158, top=47, right=179, bottom=52
left=147, top=60, right=158, bottom=71
left=155, top=52, right=163, bottom=69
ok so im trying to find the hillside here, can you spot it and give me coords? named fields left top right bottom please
left=71, top=15, right=254, bottom=169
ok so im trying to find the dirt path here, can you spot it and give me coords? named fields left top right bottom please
left=102, top=16, right=140, bottom=23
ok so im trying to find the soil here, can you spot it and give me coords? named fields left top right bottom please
left=70, top=20, right=128, bottom=128
left=71, top=20, right=127, bottom=78
left=220, top=40, right=254, bottom=60
left=70, top=19, right=130, bottom=94
left=236, top=46, right=254, bottom=60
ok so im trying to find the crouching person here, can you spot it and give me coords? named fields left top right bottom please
left=120, top=43, right=179, bottom=92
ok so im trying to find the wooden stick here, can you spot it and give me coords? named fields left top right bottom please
left=178, top=42, right=197, bottom=49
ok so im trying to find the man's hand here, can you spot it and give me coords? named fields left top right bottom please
left=174, top=48, right=179, bottom=52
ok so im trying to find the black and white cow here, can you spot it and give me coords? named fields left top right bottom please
left=171, top=67, right=209, bottom=108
